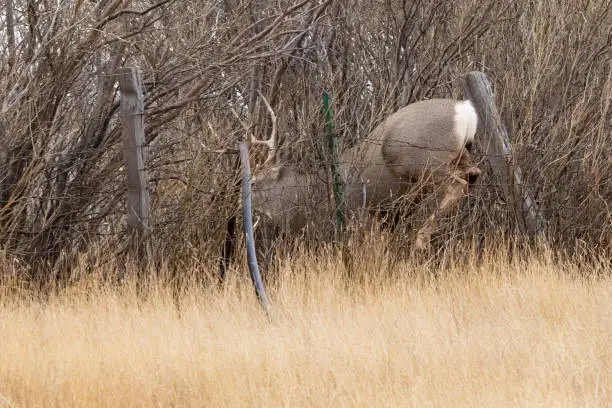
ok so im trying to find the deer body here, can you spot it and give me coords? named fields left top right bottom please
left=250, top=98, right=481, bottom=250
left=251, top=165, right=329, bottom=232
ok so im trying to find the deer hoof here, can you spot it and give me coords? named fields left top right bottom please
left=467, top=166, right=481, bottom=184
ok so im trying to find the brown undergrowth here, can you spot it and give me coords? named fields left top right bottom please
left=0, top=240, right=609, bottom=407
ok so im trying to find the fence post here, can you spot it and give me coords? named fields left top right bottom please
left=239, top=142, right=271, bottom=313
left=463, top=71, right=545, bottom=238
left=323, top=92, right=344, bottom=230
left=119, top=68, right=150, bottom=238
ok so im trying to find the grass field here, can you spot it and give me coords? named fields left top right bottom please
left=0, top=247, right=610, bottom=407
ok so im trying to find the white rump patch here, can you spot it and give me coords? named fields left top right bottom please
left=453, top=100, right=478, bottom=145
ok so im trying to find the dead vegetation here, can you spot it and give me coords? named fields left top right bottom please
left=0, top=243, right=610, bottom=407
left=1, top=3, right=610, bottom=405
left=0, top=0, right=610, bottom=281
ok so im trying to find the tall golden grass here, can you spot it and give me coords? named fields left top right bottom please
left=0, top=245, right=610, bottom=407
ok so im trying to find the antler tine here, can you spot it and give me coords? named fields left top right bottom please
left=251, top=91, right=277, bottom=165
left=230, top=106, right=250, bottom=132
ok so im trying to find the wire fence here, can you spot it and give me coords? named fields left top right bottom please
left=0, top=151, right=608, bottom=271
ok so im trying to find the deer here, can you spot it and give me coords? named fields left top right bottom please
left=247, top=96, right=482, bottom=251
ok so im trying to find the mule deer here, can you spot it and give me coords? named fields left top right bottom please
left=249, top=97, right=481, bottom=251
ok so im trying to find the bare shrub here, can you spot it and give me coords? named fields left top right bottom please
left=0, top=0, right=609, bottom=282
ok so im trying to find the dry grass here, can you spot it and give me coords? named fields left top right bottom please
left=0, top=247, right=610, bottom=407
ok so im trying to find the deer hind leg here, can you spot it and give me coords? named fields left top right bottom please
left=414, top=175, right=469, bottom=251
left=453, top=148, right=481, bottom=185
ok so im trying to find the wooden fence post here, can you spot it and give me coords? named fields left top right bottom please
left=463, top=71, right=545, bottom=238
left=119, top=68, right=150, bottom=238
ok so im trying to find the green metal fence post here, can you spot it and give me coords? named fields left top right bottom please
left=323, top=92, right=344, bottom=230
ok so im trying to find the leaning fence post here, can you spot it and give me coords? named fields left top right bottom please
left=239, top=142, right=271, bottom=313
left=463, top=71, right=545, bottom=238
left=119, top=68, right=150, bottom=245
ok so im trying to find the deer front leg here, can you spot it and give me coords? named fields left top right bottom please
left=414, top=175, right=469, bottom=251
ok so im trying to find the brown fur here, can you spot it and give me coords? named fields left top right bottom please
left=251, top=98, right=481, bottom=250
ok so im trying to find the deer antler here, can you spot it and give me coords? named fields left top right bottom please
left=250, top=91, right=277, bottom=165
left=230, top=91, right=278, bottom=165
